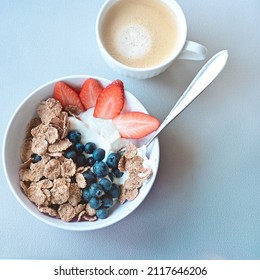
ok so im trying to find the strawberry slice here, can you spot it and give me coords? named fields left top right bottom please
left=94, top=80, right=124, bottom=119
left=54, top=81, right=84, bottom=112
left=113, top=112, right=160, bottom=139
left=79, top=78, right=104, bottom=110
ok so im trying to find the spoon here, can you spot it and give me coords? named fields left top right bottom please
left=119, top=50, right=228, bottom=154
left=144, top=49, right=228, bottom=148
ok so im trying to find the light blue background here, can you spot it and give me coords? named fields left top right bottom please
left=0, top=0, right=259, bottom=259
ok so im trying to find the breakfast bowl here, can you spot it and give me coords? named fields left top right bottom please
left=2, top=75, right=160, bottom=231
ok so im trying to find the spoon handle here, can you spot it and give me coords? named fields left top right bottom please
left=145, top=50, right=228, bottom=148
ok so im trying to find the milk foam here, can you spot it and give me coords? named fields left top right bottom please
left=115, top=24, right=152, bottom=59
left=101, top=0, right=180, bottom=68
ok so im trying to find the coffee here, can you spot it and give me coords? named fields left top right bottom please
left=100, top=0, right=180, bottom=68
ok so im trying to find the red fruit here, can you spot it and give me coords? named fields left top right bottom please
left=113, top=112, right=160, bottom=139
left=54, top=81, right=84, bottom=112
left=94, top=80, right=124, bottom=119
left=79, top=78, right=104, bottom=110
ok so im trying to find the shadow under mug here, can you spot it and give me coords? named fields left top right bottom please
left=96, top=0, right=208, bottom=79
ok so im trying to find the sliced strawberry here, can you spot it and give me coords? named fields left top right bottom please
left=54, top=81, right=84, bottom=112
left=79, top=78, right=104, bottom=110
left=93, top=80, right=124, bottom=119
left=113, top=112, right=160, bottom=139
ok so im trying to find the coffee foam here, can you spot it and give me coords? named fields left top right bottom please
left=115, top=24, right=152, bottom=59
left=101, top=0, right=180, bottom=68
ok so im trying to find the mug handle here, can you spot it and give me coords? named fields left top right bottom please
left=177, top=40, right=208, bottom=60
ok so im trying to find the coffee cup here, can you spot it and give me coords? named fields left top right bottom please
left=96, top=0, right=208, bottom=79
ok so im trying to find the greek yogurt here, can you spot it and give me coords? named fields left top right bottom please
left=69, top=108, right=129, bottom=159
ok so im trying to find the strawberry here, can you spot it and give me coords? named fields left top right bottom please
left=94, top=80, right=124, bottom=119
left=112, top=111, right=160, bottom=139
left=54, top=81, right=84, bottom=112
left=79, top=78, right=104, bottom=110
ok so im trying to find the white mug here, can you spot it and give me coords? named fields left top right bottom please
left=96, top=0, right=208, bottom=79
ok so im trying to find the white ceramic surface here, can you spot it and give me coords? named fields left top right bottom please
left=2, top=75, right=160, bottom=231
left=96, top=0, right=207, bottom=79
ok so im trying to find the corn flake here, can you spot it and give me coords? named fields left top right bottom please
left=20, top=139, right=33, bottom=162
left=76, top=173, right=86, bottom=189
left=50, top=178, right=70, bottom=204
left=27, top=183, right=46, bottom=206
left=43, top=159, right=61, bottom=179
left=48, top=138, right=72, bottom=153
left=60, top=157, right=76, bottom=177
left=37, top=98, right=62, bottom=124
left=38, top=206, right=58, bottom=217
left=68, top=183, right=82, bottom=207
left=58, top=203, right=76, bottom=222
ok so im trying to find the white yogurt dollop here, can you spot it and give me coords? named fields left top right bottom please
left=68, top=108, right=128, bottom=159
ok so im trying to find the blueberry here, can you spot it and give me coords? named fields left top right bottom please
left=109, top=183, right=120, bottom=198
left=82, top=170, right=97, bottom=185
left=108, top=172, right=114, bottom=182
left=112, top=168, right=124, bottom=178
left=32, top=153, right=42, bottom=163
left=68, top=130, right=81, bottom=143
left=102, top=196, right=113, bottom=208
left=82, top=188, right=91, bottom=202
left=96, top=208, right=109, bottom=219
left=89, top=197, right=102, bottom=210
left=99, top=178, right=112, bottom=192
left=74, top=142, right=84, bottom=154
left=93, top=161, right=109, bottom=178
left=64, top=150, right=77, bottom=161
left=76, top=154, right=88, bottom=167
left=86, top=156, right=95, bottom=167
left=106, top=153, right=121, bottom=169
left=84, top=142, right=96, bottom=154
left=89, top=183, right=105, bottom=198
left=93, top=148, right=105, bottom=161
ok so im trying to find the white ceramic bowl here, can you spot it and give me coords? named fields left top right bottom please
left=2, top=75, right=160, bottom=231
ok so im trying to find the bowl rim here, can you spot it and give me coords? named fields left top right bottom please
left=2, top=74, right=160, bottom=231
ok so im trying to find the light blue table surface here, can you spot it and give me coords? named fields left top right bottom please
left=0, top=0, right=259, bottom=260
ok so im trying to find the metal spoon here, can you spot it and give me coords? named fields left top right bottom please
left=119, top=50, right=228, bottom=154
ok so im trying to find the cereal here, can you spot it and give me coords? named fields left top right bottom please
left=124, top=142, right=137, bottom=159
left=20, top=181, right=29, bottom=194
left=60, top=157, right=76, bottom=177
left=68, top=183, right=82, bottom=207
left=25, top=118, right=41, bottom=138
left=58, top=203, right=76, bottom=222
left=20, top=139, right=32, bottom=162
left=38, top=206, right=57, bottom=217
left=44, top=126, right=59, bottom=144
left=19, top=96, right=154, bottom=223
left=42, top=189, right=51, bottom=205
left=48, top=138, right=72, bottom=153
left=85, top=203, right=96, bottom=216
left=50, top=111, right=69, bottom=139
left=74, top=204, right=86, bottom=214
left=77, top=210, right=86, bottom=222
left=118, top=143, right=153, bottom=205
left=37, top=98, right=62, bottom=124
left=64, top=105, right=82, bottom=117
left=125, top=188, right=139, bottom=201
left=50, top=178, right=70, bottom=204
left=31, top=136, right=48, bottom=155
left=43, top=159, right=61, bottom=180
left=82, top=215, right=97, bottom=222
left=31, top=123, right=48, bottom=138
left=27, top=183, right=47, bottom=206
left=37, top=179, right=53, bottom=189
left=75, top=173, right=86, bottom=189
